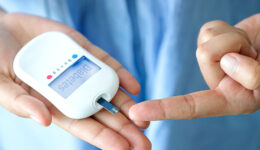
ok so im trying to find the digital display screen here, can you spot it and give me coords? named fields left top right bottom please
left=49, top=56, right=101, bottom=98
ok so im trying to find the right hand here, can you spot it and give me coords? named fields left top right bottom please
left=0, top=12, right=151, bottom=150
left=129, top=17, right=260, bottom=122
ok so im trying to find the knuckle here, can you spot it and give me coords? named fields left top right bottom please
left=228, top=32, right=245, bottom=44
left=196, top=43, right=211, bottom=62
left=200, top=20, right=227, bottom=33
left=118, top=122, right=132, bottom=134
left=66, top=119, right=80, bottom=132
left=183, top=94, right=197, bottom=119
left=198, top=27, right=216, bottom=45
left=112, top=142, right=129, bottom=150
left=203, top=27, right=215, bottom=36
left=110, top=137, right=129, bottom=150
left=235, top=28, right=247, bottom=37
left=93, top=126, right=129, bottom=150
left=229, top=31, right=243, bottom=39
left=158, top=100, right=168, bottom=119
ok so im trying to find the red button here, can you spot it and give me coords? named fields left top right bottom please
left=47, top=75, right=52, bottom=79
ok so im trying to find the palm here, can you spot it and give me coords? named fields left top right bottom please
left=0, top=13, right=151, bottom=150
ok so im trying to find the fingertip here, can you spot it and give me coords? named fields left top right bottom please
left=29, top=103, right=52, bottom=126
left=133, top=121, right=150, bottom=130
left=220, top=53, right=238, bottom=76
left=129, top=104, right=143, bottom=121
left=16, top=95, right=52, bottom=126
left=221, top=53, right=260, bottom=90
left=30, top=113, right=52, bottom=127
left=130, top=100, right=166, bottom=121
left=130, top=81, right=141, bottom=96
left=42, top=119, right=52, bottom=127
left=37, top=107, right=52, bottom=127
left=118, top=68, right=141, bottom=95
left=127, top=103, right=149, bottom=127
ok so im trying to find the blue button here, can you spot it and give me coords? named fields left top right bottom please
left=72, top=54, right=78, bottom=59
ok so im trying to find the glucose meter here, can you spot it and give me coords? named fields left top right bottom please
left=13, top=31, right=120, bottom=119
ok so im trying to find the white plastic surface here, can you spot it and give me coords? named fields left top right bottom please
left=13, top=31, right=119, bottom=119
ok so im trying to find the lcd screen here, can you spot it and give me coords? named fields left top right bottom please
left=49, top=56, right=101, bottom=98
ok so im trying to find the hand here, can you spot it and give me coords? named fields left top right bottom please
left=129, top=14, right=260, bottom=121
left=0, top=13, right=151, bottom=150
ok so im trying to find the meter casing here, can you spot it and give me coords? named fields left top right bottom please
left=13, top=31, right=119, bottom=119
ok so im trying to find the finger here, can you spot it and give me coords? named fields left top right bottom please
left=198, top=20, right=251, bottom=45
left=129, top=86, right=258, bottom=121
left=0, top=74, right=51, bottom=126
left=3, top=13, right=141, bottom=95
left=196, top=31, right=257, bottom=88
left=29, top=78, right=149, bottom=150
left=93, top=110, right=151, bottom=150
left=198, top=20, right=232, bottom=45
left=51, top=108, right=130, bottom=150
left=235, top=13, right=260, bottom=51
left=29, top=82, right=148, bottom=129
left=111, top=89, right=150, bottom=129
left=220, top=53, right=260, bottom=90
left=130, top=90, right=227, bottom=120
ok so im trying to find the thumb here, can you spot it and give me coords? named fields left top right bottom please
left=220, top=52, right=260, bottom=90
left=0, top=74, right=51, bottom=126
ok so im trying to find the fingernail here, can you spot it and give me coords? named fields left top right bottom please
left=30, top=115, right=43, bottom=125
left=133, top=121, right=144, bottom=126
left=20, top=104, right=43, bottom=125
left=250, top=46, right=258, bottom=58
left=220, top=54, right=238, bottom=75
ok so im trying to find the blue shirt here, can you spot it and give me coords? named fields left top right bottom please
left=1, top=0, right=260, bottom=150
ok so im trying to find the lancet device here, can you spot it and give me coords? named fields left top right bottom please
left=13, top=31, right=119, bottom=119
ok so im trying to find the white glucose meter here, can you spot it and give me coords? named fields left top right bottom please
left=13, top=31, right=120, bottom=119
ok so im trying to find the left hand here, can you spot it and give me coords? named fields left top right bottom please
left=0, top=13, right=151, bottom=150
left=129, top=14, right=260, bottom=121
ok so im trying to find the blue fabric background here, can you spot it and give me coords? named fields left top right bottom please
left=0, top=0, right=260, bottom=150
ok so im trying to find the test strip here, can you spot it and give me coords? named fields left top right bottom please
left=97, top=98, right=119, bottom=114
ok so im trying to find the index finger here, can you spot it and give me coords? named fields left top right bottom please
left=129, top=78, right=258, bottom=121
left=130, top=90, right=226, bottom=120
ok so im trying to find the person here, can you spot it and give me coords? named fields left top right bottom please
left=1, top=1, right=260, bottom=150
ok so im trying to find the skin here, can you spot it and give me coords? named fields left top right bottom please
left=0, top=12, right=151, bottom=150
left=129, top=13, right=260, bottom=121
